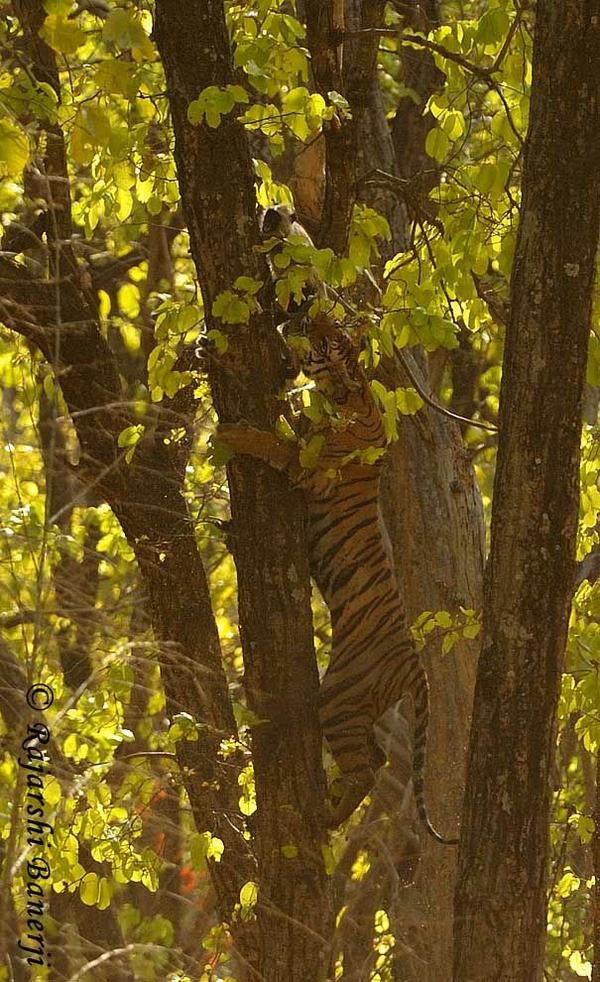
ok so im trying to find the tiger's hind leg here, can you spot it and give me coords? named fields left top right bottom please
left=322, top=713, right=386, bottom=827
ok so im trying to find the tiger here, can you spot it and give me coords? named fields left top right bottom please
left=217, top=313, right=457, bottom=844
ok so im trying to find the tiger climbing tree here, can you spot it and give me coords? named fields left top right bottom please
left=0, top=1, right=599, bottom=981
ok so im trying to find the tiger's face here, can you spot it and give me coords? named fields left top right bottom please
left=289, top=315, right=363, bottom=401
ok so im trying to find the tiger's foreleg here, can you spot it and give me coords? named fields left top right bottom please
left=216, top=423, right=301, bottom=479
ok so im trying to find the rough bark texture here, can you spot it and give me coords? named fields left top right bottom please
left=454, top=3, right=600, bottom=979
left=153, top=3, right=333, bottom=978
left=305, top=0, right=356, bottom=253
left=344, top=0, right=408, bottom=251
left=391, top=0, right=443, bottom=193
left=289, top=3, right=484, bottom=977
left=379, top=393, right=483, bottom=979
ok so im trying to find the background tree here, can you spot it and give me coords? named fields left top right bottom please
left=454, top=2, right=600, bottom=979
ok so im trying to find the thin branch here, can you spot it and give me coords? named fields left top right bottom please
left=396, top=347, right=498, bottom=433
left=491, top=12, right=523, bottom=74
left=340, top=29, right=493, bottom=80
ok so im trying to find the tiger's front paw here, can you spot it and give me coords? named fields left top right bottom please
left=215, top=422, right=262, bottom=456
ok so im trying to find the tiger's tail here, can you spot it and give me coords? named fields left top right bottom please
left=413, top=669, right=459, bottom=845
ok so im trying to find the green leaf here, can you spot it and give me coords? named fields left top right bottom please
left=40, top=14, right=86, bottom=54
left=97, top=877, right=112, bottom=911
left=80, top=872, right=100, bottom=907
left=187, top=84, right=247, bottom=127
left=212, top=290, right=251, bottom=324
left=425, top=126, right=449, bottom=163
left=227, top=84, right=249, bottom=105
left=275, top=416, right=297, bottom=442
left=239, top=880, right=259, bottom=907
left=440, top=109, right=466, bottom=140
left=0, top=119, right=29, bottom=177
left=395, top=387, right=424, bottom=415
left=233, top=275, right=263, bottom=295
left=209, top=436, right=235, bottom=467
left=555, top=869, right=580, bottom=899
left=477, top=8, right=510, bottom=45
left=117, top=424, right=143, bottom=449
left=117, top=282, right=141, bottom=319
left=299, top=434, right=325, bottom=469
left=102, top=9, right=154, bottom=58
left=207, top=836, right=224, bottom=862
left=119, top=323, right=140, bottom=354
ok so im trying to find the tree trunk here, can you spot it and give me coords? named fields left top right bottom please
left=454, top=3, right=600, bottom=979
left=153, top=3, right=333, bottom=978
left=293, top=3, right=484, bottom=977
left=343, top=0, right=409, bottom=250
left=381, top=399, right=483, bottom=980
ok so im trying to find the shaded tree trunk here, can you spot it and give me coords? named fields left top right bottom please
left=153, top=3, right=333, bottom=978
left=454, top=2, right=600, bottom=979
left=381, top=398, right=483, bottom=980
left=390, top=0, right=443, bottom=194
left=344, top=0, right=409, bottom=250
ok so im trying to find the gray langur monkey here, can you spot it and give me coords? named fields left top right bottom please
left=260, top=204, right=327, bottom=307
left=261, top=203, right=314, bottom=243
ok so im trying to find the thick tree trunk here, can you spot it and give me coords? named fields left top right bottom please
left=305, top=0, right=355, bottom=253
left=381, top=400, right=483, bottom=980
left=153, top=4, right=333, bottom=978
left=390, top=0, right=443, bottom=194
left=343, top=0, right=409, bottom=250
left=454, top=3, right=600, bottom=979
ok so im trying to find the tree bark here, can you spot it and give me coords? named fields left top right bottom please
left=454, top=3, right=600, bottom=979
left=153, top=3, right=333, bottom=978
left=343, top=0, right=409, bottom=251
left=305, top=0, right=356, bottom=253
left=381, top=398, right=483, bottom=980
left=390, top=0, right=444, bottom=194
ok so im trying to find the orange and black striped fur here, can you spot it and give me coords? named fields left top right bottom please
left=218, top=315, right=456, bottom=843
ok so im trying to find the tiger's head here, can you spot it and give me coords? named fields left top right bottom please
left=285, top=314, right=364, bottom=402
